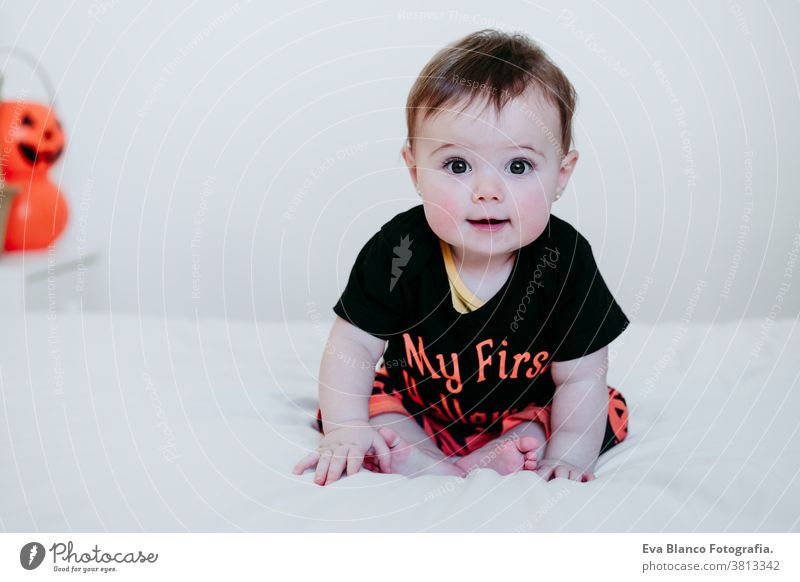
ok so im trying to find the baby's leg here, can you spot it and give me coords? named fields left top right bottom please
left=455, top=421, right=546, bottom=476
left=367, top=413, right=466, bottom=477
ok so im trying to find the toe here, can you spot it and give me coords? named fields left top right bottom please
left=378, top=427, right=401, bottom=448
left=516, top=436, right=540, bottom=453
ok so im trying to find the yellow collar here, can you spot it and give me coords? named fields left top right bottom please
left=439, top=239, right=486, bottom=314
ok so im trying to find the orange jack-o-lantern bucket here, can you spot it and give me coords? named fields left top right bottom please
left=0, top=100, right=69, bottom=251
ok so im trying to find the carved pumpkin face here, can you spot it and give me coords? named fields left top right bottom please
left=0, top=100, right=65, bottom=176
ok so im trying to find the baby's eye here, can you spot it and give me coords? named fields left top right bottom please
left=506, top=159, right=534, bottom=175
left=443, top=158, right=471, bottom=175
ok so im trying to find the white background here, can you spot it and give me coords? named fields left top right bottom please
left=1, top=0, right=798, bottom=324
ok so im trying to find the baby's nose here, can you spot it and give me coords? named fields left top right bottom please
left=472, top=179, right=504, bottom=202
left=471, top=167, right=505, bottom=202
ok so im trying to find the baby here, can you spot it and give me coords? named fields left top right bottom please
left=293, top=29, right=630, bottom=486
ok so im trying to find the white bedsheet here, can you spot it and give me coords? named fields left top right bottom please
left=1, top=312, right=798, bottom=532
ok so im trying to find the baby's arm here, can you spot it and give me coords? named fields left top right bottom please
left=293, top=316, right=389, bottom=485
left=318, top=316, right=386, bottom=430
left=537, top=346, right=609, bottom=482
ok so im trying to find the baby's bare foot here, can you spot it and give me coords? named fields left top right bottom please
left=455, top=435, right=540, bottom=476
left=373, top=428, right=466, bottom=478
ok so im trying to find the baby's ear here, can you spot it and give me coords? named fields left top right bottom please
left=401, top=143, right=415, bottom=166
left=401, top=144, right=419, bottom=187
left=557, top=149, right=579, bottom=191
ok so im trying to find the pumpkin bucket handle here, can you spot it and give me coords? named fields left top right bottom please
left=0, top=46, right=57, bottom=107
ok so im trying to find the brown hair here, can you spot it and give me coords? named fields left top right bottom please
left=405, top=29, right=577, bottom=159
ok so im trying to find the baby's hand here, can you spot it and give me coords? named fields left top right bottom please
left=292, top=421, right=391, bottom=486
left=535, top=458, right=595, bottom=483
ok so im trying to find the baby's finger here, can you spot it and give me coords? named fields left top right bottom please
left=582, top=472, right=595, bottom=482
left=292, top=452, right=320, bottom=475
left=324, top=446, right=350, bottom=484
left=536, top=464, right=556, bottom=481
left=371, top=433, right=392, bottom=474
left=314, top=449, right=334, bottom=485
left=553, top=465, right=571, bottom=480
left=346, top=449, right=365, bottom=476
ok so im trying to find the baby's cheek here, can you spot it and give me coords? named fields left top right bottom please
left=419, top=180, right=453, bottom=208
left=519, top=195, right=550, bottom=221
left=422, top=203, right=456, bottom=239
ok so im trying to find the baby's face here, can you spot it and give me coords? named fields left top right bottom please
left=403, top=89, right=578, bottom=263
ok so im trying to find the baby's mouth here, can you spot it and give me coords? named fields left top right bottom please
left=467, top=218, right=509, bottom=225
left=467, top=218, right=510, bottom=231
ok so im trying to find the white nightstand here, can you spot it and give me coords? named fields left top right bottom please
left=0, top=245, right=102, bottom=314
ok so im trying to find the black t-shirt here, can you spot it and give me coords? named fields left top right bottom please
left=333, top=205, right=629, bottom=436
